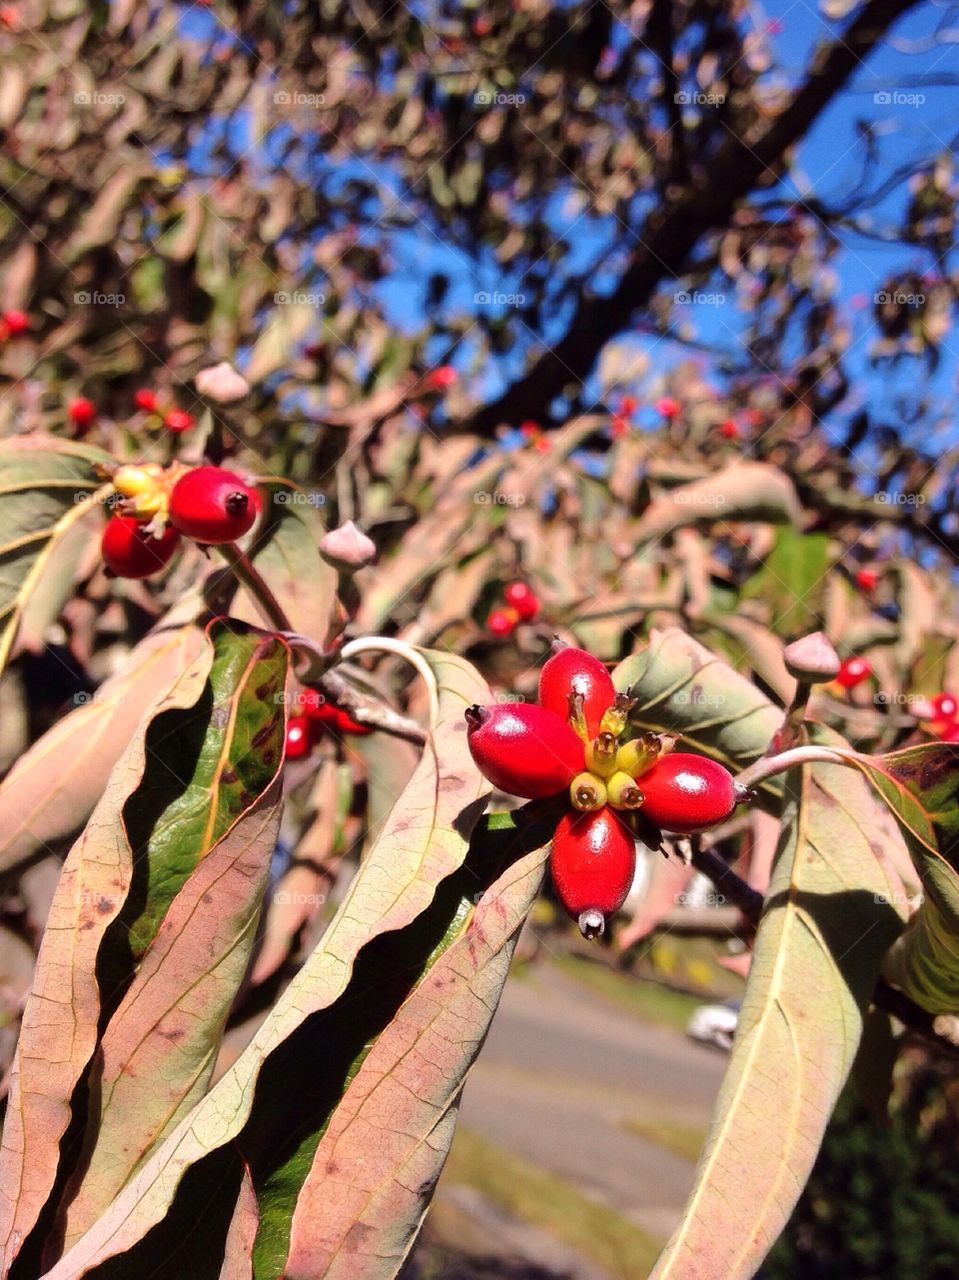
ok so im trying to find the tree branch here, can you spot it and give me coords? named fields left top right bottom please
left=456, top=0, right=923, bottom=437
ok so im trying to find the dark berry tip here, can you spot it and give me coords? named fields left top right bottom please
left=225, top=491, right=250, bottom=513
left=549, top=635, right=569, bottom=655
left=464, top=704, right=488, bottom=728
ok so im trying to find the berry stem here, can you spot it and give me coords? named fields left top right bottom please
left=216, top=542, right=293, bottom=633
left=733, top=744, right=856, bottom=791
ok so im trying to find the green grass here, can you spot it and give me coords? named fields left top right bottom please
left=551, top=952, right=704, bottom=1032
left=441, top=1127, right=662, bottom=1280
left=620, top=1114, right=709, bottom=1164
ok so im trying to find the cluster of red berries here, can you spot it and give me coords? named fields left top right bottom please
left=465, top=642, right=743, bottom=937
left=101, top=464, right=260, bottom=579
left=487, top=582, right=541, bottom=637
left=285, top=690, right=373, bottom=758
left=134, top=388, right=195, bottom=433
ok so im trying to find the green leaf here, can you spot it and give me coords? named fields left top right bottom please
left=846, top=743, right=959, bottom=1013
left=117, top=621, right=288, bottom=962
left=0, top=436, right=113, bottom=677
left=649, top=730, right=906, bottom=1280
left=41, top=651, right=493, bottom=1280
left=741, top=525, right=830, bottom=635
left=57, top=749, right=285, bottom=1249
left=612, top=627, right=783, bottom=798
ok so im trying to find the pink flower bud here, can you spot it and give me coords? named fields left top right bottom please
left=319, top=520, right=376, bottom=570
left=195, top=361, right=250, bottom=404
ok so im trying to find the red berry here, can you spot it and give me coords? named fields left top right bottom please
left=539, top=643, right=616, bottom=738
left=551, top=807, right=636, bottom=938
left=465, top=703, right=585, bottom=799
left=426, top=365, right=457, bottom=390
left=101, top=516, right=180, bottom=579
left=302, top=690, right=372, bottom=736
left=503, top=581, right=539, bottom=621
left=168, top=466, right=260, bottom=544
left=610, top=414, right=628, bottom=438
left=656, top=396, right=680, bottom=417
left=836, top=656, right=872, bottom=689
left=164, top=408, right=195, bottom=433
left=636, top=753, right=738, bottom=834
left=134, top=388, right=159, bottom=412
left=488, top=607, right=519, bottom=636
left=855, top=568, right=878, bottom=591
left=520, top=419, right=541, bottom=438
left=939, top=721, right=959, bottom=742
left=285, top=715, right=312, bottom=760
left=69, top=397, right=96, bottom=428
left=620, top=395, right=638, bottom=415
left=720, top=419, right=740, bottom=439
left=3, top=309, right=29, bottom=335
left=932, top=692, right=958, bottom=722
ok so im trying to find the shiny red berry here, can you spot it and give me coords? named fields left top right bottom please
left=855, top=568, right=878, bottom=591
left=519, top=419, right=541, bottom=438
left=134, top=388, right=159, bottom=412
left=539, top=643, right=616, bottom=737
left=836, top=656, right=872, bottom=689
left=69, top=397, right=96, bottom=429
left=720, top=419, right=740, bottom=439
left=465, top=703, right=585, bottom=799
left=487, top=607, right=519, bottom=637
left=551, top=807, right=636, bottom=938
left=939, top=721, right=959, bottom=742
left=931, top=691, right=958, bottom=722
left=285, top=715, right=312, bottom=759
left=168, top=466, right=259, bottom=544
left=3, top=309, right=29, bottom=335
left=503, top=581, right=539, bottom=621
left=101, top=516, right=180, bottom=579
left=164, top=408, right=195, bottom=433
left=637, top=753, right=737, bottom=834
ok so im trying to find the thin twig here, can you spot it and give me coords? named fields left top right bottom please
left=215, top=542, right=293, bottom=633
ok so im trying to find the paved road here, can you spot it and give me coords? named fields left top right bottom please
left=456, top=962, right=729, bottom=1241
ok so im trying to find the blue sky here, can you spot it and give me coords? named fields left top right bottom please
left=179, top=1, right=957, bottom=450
